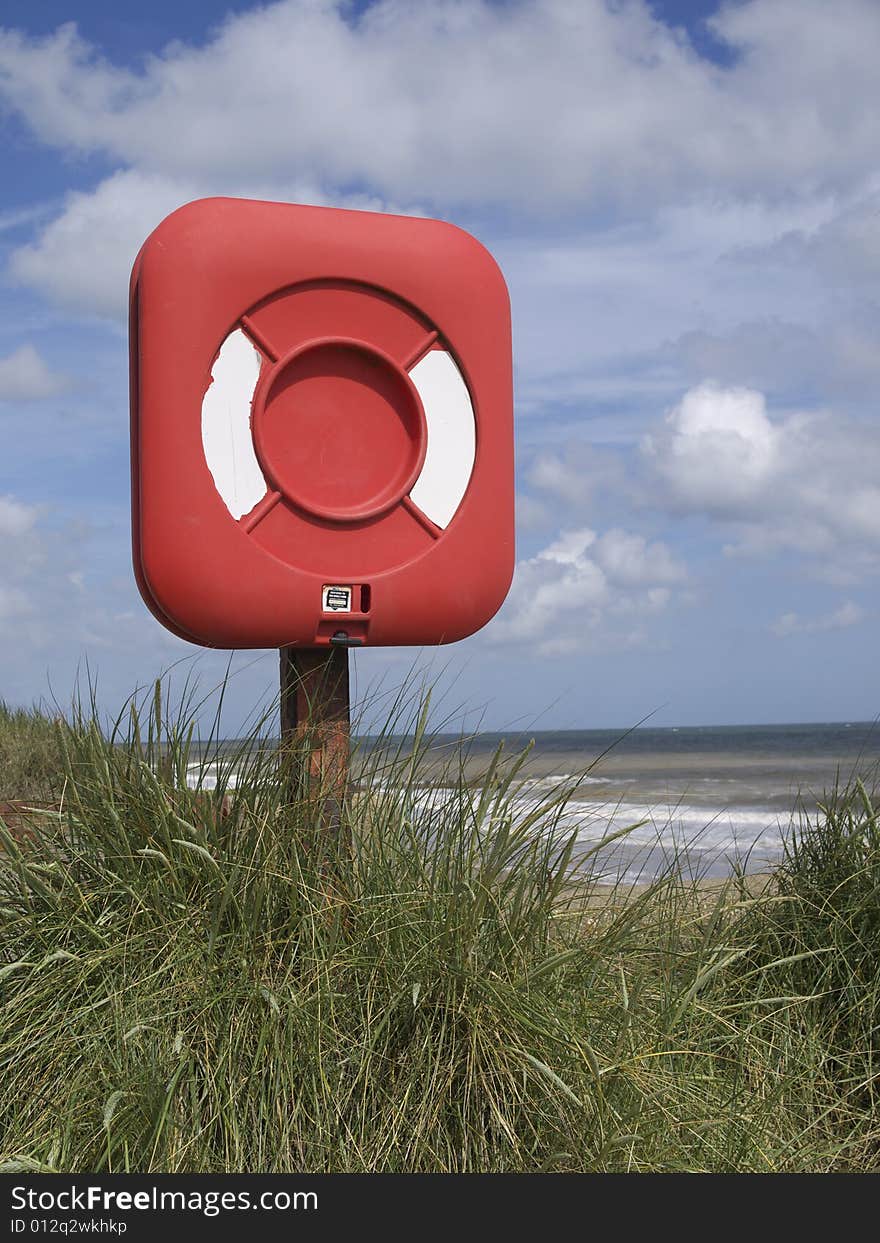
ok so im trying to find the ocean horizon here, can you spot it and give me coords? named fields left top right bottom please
left=186, top=719, right=880, bottom=884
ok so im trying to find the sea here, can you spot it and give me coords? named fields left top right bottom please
left=187, top=721, right=880, bottom=885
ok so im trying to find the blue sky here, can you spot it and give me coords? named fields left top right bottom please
left=1, top=0, right=879, bottom=733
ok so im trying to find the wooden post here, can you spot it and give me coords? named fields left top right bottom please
left=279, top=644, right=350, bottom=838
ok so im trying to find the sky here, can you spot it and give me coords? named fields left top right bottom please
left=0, top=0, right=879, bottom=734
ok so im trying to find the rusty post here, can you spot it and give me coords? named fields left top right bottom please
left=279, top=645, right=350, bottom=838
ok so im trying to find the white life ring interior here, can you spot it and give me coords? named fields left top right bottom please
left=407, top=350, right=475, bottom=529
left=201, top=328, right=476, bottom=530
left=201, top=330, right=267, bottom=521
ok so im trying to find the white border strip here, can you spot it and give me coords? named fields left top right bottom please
left=408, top=350, right=476, bottom=529
left=201, top=329, right=268, bottom=520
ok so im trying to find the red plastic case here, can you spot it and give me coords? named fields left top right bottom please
left=130, top=197, right=514, bottom=648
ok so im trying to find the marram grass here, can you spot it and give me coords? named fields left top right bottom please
left=0, top=699, right=65, bottom=802
left=1, top=681, right=879, bottom=1172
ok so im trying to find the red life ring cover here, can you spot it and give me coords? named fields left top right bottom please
left=130, top=197, right=514, bottom=649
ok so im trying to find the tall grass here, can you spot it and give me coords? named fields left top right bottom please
left=1, top=681, right=879, bottom=1171
left=0, top=700, right=65, bottom=801
left=735, top=778, right=880, bottom=1136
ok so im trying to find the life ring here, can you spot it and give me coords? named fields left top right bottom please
left=201, top=284, right=476, bottom=551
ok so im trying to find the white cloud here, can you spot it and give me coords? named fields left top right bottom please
left=709, top=1, right=880, bottom=198
left=643, top=383, right=780, bottom=514
left=505, top=192, right=844, bottom=421
left=4, top=0, right=877, bottom=412
left=663, top=190, right=880, bottom=407
left=1, top=1, right=880, bottom=213
left=527, top=451, right=592, bottom=509
left=771, top=601, right=866, bottom=638
left=490, top=525, right=686, bottom=655
left=7, top=172, right=197, bottom=319
left=592, top=528, right=686, bottom=588
left=0, top=494, right=39, bottom=536
left=514, top=493, right=552, bottom=535
left=6, top=169, right=381, bottom=319
left=0, top=345, right=68, bottom=400
left=0, top=495, right=206, bottom=711
left=524, top=441, right=630, bottom=511
left=643, top=382, right=880, bottom=572
left=733, top=190, right=880, bottom=291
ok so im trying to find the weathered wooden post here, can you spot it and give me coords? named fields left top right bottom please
left=279, top=644, right=351, bottom=835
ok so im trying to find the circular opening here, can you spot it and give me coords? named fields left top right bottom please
left=252, top=337, right=427, bottom=523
